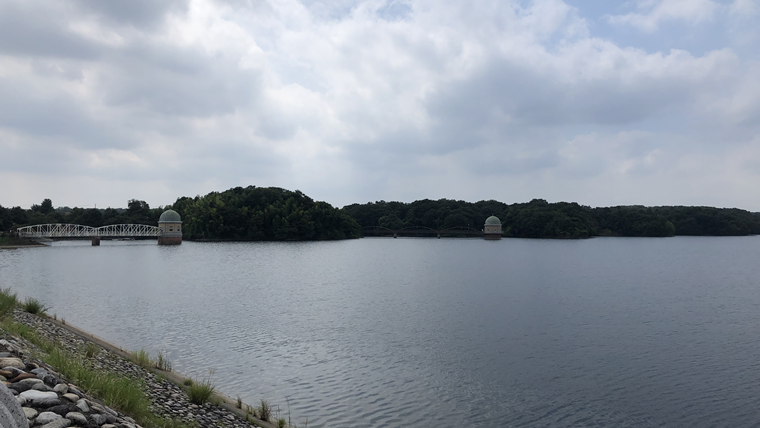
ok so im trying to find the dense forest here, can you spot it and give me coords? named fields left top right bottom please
left=0, top=187, right=361, bottom=241
left=170, top=186, right=360, bottom=240
left=342, top=199, right=760, bottom=238
left=3, top=190, right=760, bottom=240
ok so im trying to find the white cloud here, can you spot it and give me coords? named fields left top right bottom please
left=729, top=0, right=759, bottom=17
left=607, top=0, right=720, bottom=32
left=0, top=0, right=758, bottom=210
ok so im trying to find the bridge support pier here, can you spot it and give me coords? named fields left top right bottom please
left=437, top=233, right=441, bottom=239
left=91, top=237, right=100, bottom=246
left=393, top=233, right=397, bottom=238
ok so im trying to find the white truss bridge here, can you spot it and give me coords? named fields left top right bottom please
left=17, top=223, right=162, bottom=238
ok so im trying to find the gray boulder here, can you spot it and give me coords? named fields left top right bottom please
left=39, top=419, right=71, bottom=428
left=0, top=359, right=25, bottom=370
left=65, top=412, right=87, bottom=425
left=8, top=383, right=32, bottom=394
left=0, top=382, right=28, bottom=428
left=74, top=399, right=88, bottom=412
left=32, top=383, right=53, bottom=392
left=47, top=404, right=78, bottom=416
left=90, top=413, right=107, bottom=425
left=42, top=374, right=58, bottom=387
left=19, top=390, right=60, bottom=407
left=22, top=407, right=37, bottom=419
left=35, top=411, right=62, bottom=425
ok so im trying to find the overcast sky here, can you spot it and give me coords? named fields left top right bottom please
left=1, top=0, right=758, bottom=210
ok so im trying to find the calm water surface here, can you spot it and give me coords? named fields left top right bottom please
left=1, top=237, right=760, bottom=427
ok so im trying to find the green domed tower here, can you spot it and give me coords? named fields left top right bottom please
left=484, top=215, right=502, bottom=240
left=158, top=209, right=182, bottom=245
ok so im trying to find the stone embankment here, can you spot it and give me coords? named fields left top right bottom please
left=1, top=310, right=273, bottom=428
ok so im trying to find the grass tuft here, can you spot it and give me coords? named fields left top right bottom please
left=155, top=349, right=172, bottom=371
left=21, top=297, right=49, bottom=315
left=0, top=287, right=18, bottom=318
left=131, top=349, right=173, bottom=371
left=131, top=349, right=152, bottom=369
left=84, top=342, right=99, bottom=358
left=187, top=371, right=215, bottom=405
left=258, top=399, right=272, bottom=422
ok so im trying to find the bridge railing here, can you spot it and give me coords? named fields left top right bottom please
left=17, top=224, right=97, bottom=238
left=17, top=223, right=162, bottom=238
left=97, top=224, right=161, bottom=237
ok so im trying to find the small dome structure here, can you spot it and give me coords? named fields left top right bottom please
left=158, top=209, right=182, bottom=245
left=485, top=215, right=501, bottom=226
left=159, top=209, right=182, bottom=223
left=484, top=215, right=502, bottom=240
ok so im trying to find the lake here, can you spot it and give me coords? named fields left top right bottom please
left=1, top=236, right=760, bottom=427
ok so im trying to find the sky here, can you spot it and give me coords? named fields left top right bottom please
left=0, top=0, right=758, bottom=211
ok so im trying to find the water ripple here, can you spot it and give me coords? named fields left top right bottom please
left=3, top=237, right=760, bottom=427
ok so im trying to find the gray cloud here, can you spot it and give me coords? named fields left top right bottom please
left=98, top=46, right=261, bottom=117
left=0, top=79, right=126, bottom=149
left=0, top=0, right=758, bottom=211
left=71, top=0, right=189, bottom=29
left=0, top=2, right=103, bottom=59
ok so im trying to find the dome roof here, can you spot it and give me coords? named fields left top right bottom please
left=484, top=215, right=501, bottom=226
left=159, top=209, right=182, bottom=223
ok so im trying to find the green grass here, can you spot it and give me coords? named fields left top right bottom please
left=131, top=349, right=152, bottom=368
left=131, top=348, right=173, bottom=371
left=188, top=373, right=216, bottom=405
left=0, top=319, right=54, bottom=353
left=155, top=349, right=172, bottom=371
left=46, top=348, right=148, bottom=413
left=0, top=317, right=196, bottom=428
left=183, top=378, right=193, bottom=386
left=258, top=399, right=272, bottom=422
left=0, top=287, right=18, bottom=319
left=84, top=342, right=99, bottom=358
left=21, top=297, right=49, bottom=315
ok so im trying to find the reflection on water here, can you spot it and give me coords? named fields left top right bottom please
left=2, top=236, right=760, bottom=427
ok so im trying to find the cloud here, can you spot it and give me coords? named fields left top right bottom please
left=0, top=0, right=758, bottom=210
left=729, top=0, right=759, bottom=17
left=71, top=0, right=189, bottom=29
left=607, top=0, right=720, bottom=32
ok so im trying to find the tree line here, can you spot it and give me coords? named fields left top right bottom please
left=3, top=190, right=760, bottom=240
left=170, top=186, right=360, bottom=240
left=0, top=199, right=162, bottom=232
left=1, top=186, right=360, bottom=241
left=342, top=199, right=760, bottom=238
